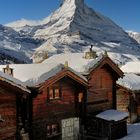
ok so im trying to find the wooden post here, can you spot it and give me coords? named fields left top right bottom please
left=108, top=123, right=112, bottom=140
left=112, top=81, right=117, bottom=109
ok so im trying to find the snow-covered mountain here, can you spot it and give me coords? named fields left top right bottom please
left=0, top=24, right=43, bottom=64
left=3, top=0, right=140, bottom=64
left=127, top=31, right=140, bottom=44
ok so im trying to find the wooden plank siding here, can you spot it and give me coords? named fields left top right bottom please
left=31, top=77, right=86, bottom=140
left=87, top=66, right=114, bottom=113
left=117, top=88, right=129, bottom=112
left=33, top=78, right=83, bottom=120
left=116, top=85, right=139, bottom=123
left=86, top=115, right=127, bottom=140
left=0, top=80, right=29, bottom=140
left=0, top=86, right=17, bottom=140
left=135, top=94, right=140, bottom=117
left=28, top=56, right=123, bottom=139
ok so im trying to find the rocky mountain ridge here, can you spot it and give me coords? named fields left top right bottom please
left=1, top=0, right=140, bottom=64
left=127, top=31, right=140, bottom=44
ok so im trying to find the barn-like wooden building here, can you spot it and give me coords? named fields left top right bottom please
left=0, top=50, right=127, bottom=140
left=0, top=69, right=30, bottom=140
left=0, top=62, right=88, bottom=140
left=30, top=66, right=88, bottom=140
left=86, top=53, right=123, bottom=114
left=117, top=73, right=140, bottom=123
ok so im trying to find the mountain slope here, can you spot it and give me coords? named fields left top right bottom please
left=127, top=31, right=140, bottom=44
left=0, top=24, right=42, bottom=64
left=5, top=0, right=140, bottom=64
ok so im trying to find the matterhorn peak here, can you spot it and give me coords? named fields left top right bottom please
left=61, top=0, right=85, bottom=11
left=63, top=0, right=84, bottom=5
left=5, top=0, right=140, bottom=65
left=31, top=0, right=140, bottom=63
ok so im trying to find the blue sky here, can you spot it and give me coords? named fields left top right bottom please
left=0, top=0, right=140, bottom=32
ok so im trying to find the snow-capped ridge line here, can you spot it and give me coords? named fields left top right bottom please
left=5, top=18, right=41, bottom=28
left=1, top=0, right=140, bottom=64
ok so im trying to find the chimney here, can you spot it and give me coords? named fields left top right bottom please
left=3, top=64, right=13, bottom=76
left=64, top=61, right=69, bottom=68
left=104, top=50, right=108, bottom=57
left=85, top=45, right=97, bottom=59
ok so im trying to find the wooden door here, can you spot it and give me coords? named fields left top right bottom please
left=61, top=118, right=79, bottom=140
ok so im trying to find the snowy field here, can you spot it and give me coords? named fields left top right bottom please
left=119, top=123, right=140, bottom=140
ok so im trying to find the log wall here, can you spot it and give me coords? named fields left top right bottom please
left=0, top=87, right=17, bottom=140
left=31, top=77, right=85, bottom=140
left=87, top=67, right=114, bottom=113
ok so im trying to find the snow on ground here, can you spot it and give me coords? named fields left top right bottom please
left=119, top=123, right=140, bottom=140
left=96, top=110, right=140, bottom=140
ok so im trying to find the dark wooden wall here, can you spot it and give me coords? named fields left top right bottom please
left=87, top=66, right=115, bottom=113
left=86, top=115, right=127, bottom=140
left=117, top=87, right=139, bottom=123
left=0, top=81, right=29, bottom=140
left=135, top=93, right=140, bottom=117
left=117, top=89, right=129, bottom=113
left=31, top=77, right=86, bottom=140
left=0, top=86, right=17, bottom=140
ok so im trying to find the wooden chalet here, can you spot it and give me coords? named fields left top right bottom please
left=41, top=50, right=126, bottom=139
left=117, top=73, right=140, bottom=123
left=0, top=63, right=88, bottom=140
left=86, top=53, right=123, bottom=115
left=0, top=68, right=30, bottom=140
left=0, top=50, right=126, bottom=140
left=29, top=67, right=88, bottom=140
left=82, top=51, right=127, bottom=140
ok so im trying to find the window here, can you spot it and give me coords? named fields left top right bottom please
left=49, top=87, right=61, bottom=100
left=78, top=93, right=83, bottom=103
left=54, top=89, right=60, bottom=99
left=0, top=115, right=4, bottom=122
left=47, top=124, right=59, bottom=136
left=47, top=125, right=51, bottom=136
left=52, top=124, right=58, bottom=134
left=49, top=89, right=54, bottom=99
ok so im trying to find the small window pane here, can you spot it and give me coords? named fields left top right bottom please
left=52, top=124, right=58, bottom=134
left=55, top=89, right=60, bottom=99
left=47, top=125, right=51, bottom=136
left=49, top=89, right=54, bottom=99
left=78, top=93, right=83, bottom=103
left=47, top=124, right=58, bottom=136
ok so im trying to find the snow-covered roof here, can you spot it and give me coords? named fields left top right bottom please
left=117, top=73, right=140, bottom=91
left=96, top=109, right=128, bottom=121
left=0, top=71, right=30, bottom=93
left=0, top=62, right=87, bottom=87
left=121, top=61, right=140, bottom=74
left=42, top=53, right=104, bottom=74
